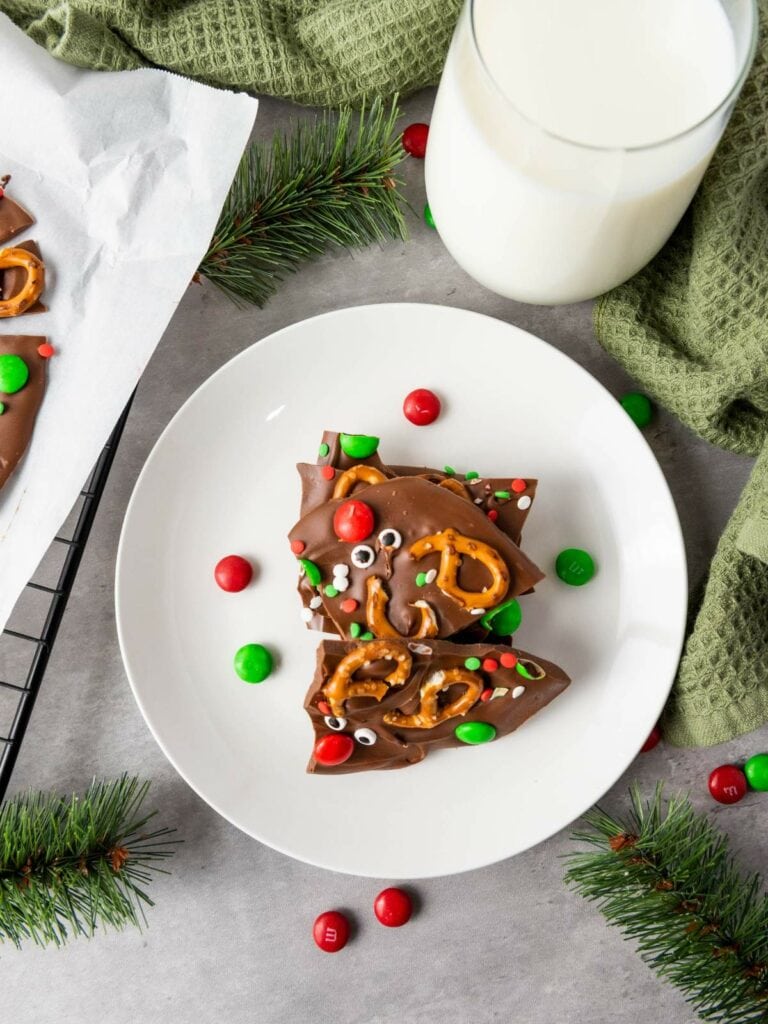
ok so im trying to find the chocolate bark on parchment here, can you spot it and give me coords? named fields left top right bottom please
left=0, top=240, right=47, bottom=315
left=305, top=638, right=570, bottom=774
left=289, top=475, right=544, bottom=642
left=0, top=336, right=48, bottom=490
left=0, top=179, right=34, bottom=244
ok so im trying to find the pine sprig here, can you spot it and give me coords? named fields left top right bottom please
left=198, top=97, right=408, bottom=307
left=0, top=775, right=178, bottom=948
left=565, top=786, right=768, bottom=1024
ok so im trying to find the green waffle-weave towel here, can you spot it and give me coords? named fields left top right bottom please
left=595, top=0, right=768, bottom=746
left=0, top=0, right=461, bottom=105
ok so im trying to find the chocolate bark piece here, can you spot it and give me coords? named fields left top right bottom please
left=0, top=240, right=47, bottom=314
left=0, top=180, right=34, bottom=244
left=305, top=638, right=570, bottom=774
left=289, top=475, right=544, bottom=641
left=0, top=336, right=47, bottom=490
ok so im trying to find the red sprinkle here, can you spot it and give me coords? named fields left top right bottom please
left=316, top=700, right=331, bottom=716
left=403, top=388, right=441, bottom=426
left=340, top=598, right=359, bottom=614
left=510, top=479, right=527, bottom=493
left=487, top=509, right=499, bottom=522
left=321, top=466, right=335, bottom=480
left=480, top=688, right=493, bottom=702
left=482, top=658, right=499, bottom=672
left=313, top=910, right=350, bottom=952
left=500, top=653, right=518, bottom=669
left=37, top=343, right=55, bottom=358
left=290, top=539, right=306, bottom=555
left=708, top=764, right=747, bottom=805
left=402, top=123, right=429, bottom=159
left=640, top=724, right=662, bottom=753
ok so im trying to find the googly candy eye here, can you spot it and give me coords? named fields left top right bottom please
left=324, top=715, right=348, bottom=731
left=354, top=727, right=377, bottom=746
left=377, top=528, right=402, bottom=550
left=351, top=544, right=375, bottom=569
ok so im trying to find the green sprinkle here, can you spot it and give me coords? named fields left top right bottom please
left=325, top=584, right=339, bottom=598
left=0, top=402, right=5, bottom=415
left=318, top=442, right=330, bottom=457
left=424, top=202, right=436, bottom=229
left=339, top=433, right=380, bottom=459
left=465, top=471, right=479, bottom=480
left=299, top=558, right=322, bottom=587
left=443, top=466, right=456, bottom=476
left=464, top=656, right=481, bottom=671
left=360, top=631, right=374, bottom=641
left=415, top=572, right=428, bottom=587
left=494, top=490, right=511, bottom=500
left=349, top=622, right=362, bottom=638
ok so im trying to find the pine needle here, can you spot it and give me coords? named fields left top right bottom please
left=198, top=97, right=408, bottom=307
left=565, top=785, right=768, bottom=1024
left=0, top=775, right=178, bottom=948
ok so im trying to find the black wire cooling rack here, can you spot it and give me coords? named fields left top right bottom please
left=0, top=398, right=134, bottom=800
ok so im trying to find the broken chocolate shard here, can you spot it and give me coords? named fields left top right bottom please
left=0, top=336, right=48, bottom=491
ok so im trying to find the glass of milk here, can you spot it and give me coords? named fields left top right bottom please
left=425, top=0, right=758, bottom=305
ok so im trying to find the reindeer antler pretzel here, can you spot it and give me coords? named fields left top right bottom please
left=0, top=247, right=45, bottom=318
left=409, top=528, right=509, bottom=610
left=365, top=576, right=438, bottom=640
left=323, top=640, right=412, bottom=717
left=416, top=472, right=471, bottom=502
left=383, top=667, right=483, bottom=729
left=332, top=464, right=388, bottom=499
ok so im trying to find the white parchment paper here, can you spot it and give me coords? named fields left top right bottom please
left=0, top=14, right=257, bottom=629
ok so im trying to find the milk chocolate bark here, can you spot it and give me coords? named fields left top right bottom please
left=0, top=336, right=47, bottom=490
left=0, top=240, right=47, bottom=314
left=289, top=476, right=544, bottom=641
left=305, top=638, right=571, bottom=774
left=0, top=178, right=34, bottom=244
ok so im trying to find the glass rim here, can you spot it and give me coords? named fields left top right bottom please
left=467, top=0, right=760, bottom=154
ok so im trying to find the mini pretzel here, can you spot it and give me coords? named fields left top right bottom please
left=366, top=576, right=438, bottom=640
left=384, top=668, right=483, bottom=729
left=410, top=528, right=509, bottom=610
left=0, top=247, right=45, bottom=318
left=438, top=478, right=471, bottom=501
left=323, top=639, right=412, bottom=717
left=332, top=464, right=388, bottom=498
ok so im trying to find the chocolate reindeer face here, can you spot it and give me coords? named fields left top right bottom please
left=288, top=476, right=544, bottom=642
left=306, top=639, right=571, bottom=774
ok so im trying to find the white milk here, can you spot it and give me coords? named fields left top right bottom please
left=425, top=0, right=740, bottom=304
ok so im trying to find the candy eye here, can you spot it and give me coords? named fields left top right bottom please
left=324, top=715, right=347, bottom=731
left=351, top=545, right=375, bottom=568
left=378, top=528, right=402, bottom=549
left=354, top=727, right=377, bottom=746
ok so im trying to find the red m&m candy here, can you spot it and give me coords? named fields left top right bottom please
left=402, top=122, right=429, bottom=159
left=403, top=388, right=441, bottom=426
left=373, top=887, right=412, bottom=927
left=333, top=499, right=375, bottom=543
left=214, top=554, right=253, bottom=592
left=640, top=724, right=662, bottom=752
left=313, top=910, right=350, bottom=952
left=313, top=733, right=354, bottom=766
left=708, top=764, right=747, bottom=804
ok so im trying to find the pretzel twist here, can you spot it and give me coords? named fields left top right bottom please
left=365, top=576, right=438, bottom=640
left=323, top=640, right=412, bottom=717
left=0, top=247, right=44, bottom=318
left=409, top=528, right=509, bottom=610
left=383, top=668, right=483, bottom=729
left=332, top=464, right=388, bottom=498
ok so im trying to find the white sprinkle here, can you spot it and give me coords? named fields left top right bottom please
left=517, top=495, right=532, bottom=510
left=300, top=608, right=313, bottom=623
left=470, top=608, right=484, bottom=616
left=309, top=596, right=323, bottom=609
left=491, top=687, right=509, bottom=700
left=511, top=685, right=526, bottom=699
left=474, top=497, right=484, bottom=505
left=425, top=569, right=437, bottom=584
left=408, top=642, right=433, bottom=655
left=333, top=576, right=349, bottom=592
left=333, top=563, right=350, bottom=577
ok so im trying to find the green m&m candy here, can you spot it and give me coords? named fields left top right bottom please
left=620, top=392, right=653, bottom=428
left=455, top=722, right=496, bottom=745
left=480, top=598, right=522, bottom=636
left=339, top=433, right=380, bottom=459
left=744, top=753, right=768, bottom=791
left=234, top=643, right=273, bottom=683
left=423, top=203, right=436, bottom=229
left=555, top=548, right=596, bottom=587
left=0, top=354, right=29, bottom=394
left=300, top=558, right=322, bottom=587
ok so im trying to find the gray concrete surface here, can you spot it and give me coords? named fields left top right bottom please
left=3, top=91, right=766, bottom=1024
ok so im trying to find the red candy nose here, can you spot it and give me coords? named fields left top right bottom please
left=313, top=732, right=354, bottom=766
left=333, top=499, right=375, bottom=543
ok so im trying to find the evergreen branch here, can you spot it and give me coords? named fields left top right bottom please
left=0, top=775, right=178, bottom=948
left=565, top=785, right=768, bottom=1024
left=198, top=97, right=408, bottom=307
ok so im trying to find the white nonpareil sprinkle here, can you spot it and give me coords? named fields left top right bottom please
left=517, top=495, right=532, bottom=510
left=491, top=687, right=509, bottom=700
left=300, top=608, right=313, bottom=623
left=511, top=685, right=526, bottom=699
left=425, top=569, right=437, bottom=584
left=309, top=595, right=323, bottom=609
left=332, top=563, right=350, bottom=577
left=470, top=608, right=484, bottom=616
left=332, top=576, right=349, bottom=592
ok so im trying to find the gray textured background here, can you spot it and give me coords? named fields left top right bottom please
left=4, top=92, right=766, bottom=1024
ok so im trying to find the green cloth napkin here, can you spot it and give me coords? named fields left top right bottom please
left=595, top=0, right=768, bottom=747
left=0, top=0, right=460, bottom=105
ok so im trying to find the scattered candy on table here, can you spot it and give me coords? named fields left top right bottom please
left=313, top=910, right=350, bottom=952
left=555, top=548, right=596, bottom=587
left=620, top=392, right=654, bottom=428
left=233, top=643, right=273, bottom=683
left=214, top=554, right=253, bottom=592
left=402, top=122, right=429, bottom=159
left=640, top=724, right=662, bottom=752
left=373, top=888, right=413, bottom=927
left=708, top=764, right=747, bottom=804
left=744, top=752, right=768, bottom=791
left=403, top=387, right=441, bottom=426
left=423, top=203, right=436, bottom=230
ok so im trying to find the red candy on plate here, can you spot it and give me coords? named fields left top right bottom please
left=374, top=887, right=412, bottom=927
left=402, top=123, right=429, bottom=159
left=313, top=910, right=350, bottom=952
left=213, top=554, right=253, bottom=593
left=708, top=764, right=747, bottom=804
left=403, top=388, right=441, bottom=426
left=333, top=499, right=375, bottom=542
left=640, top=724, right=662, bottom=752
left=314, top=733, right=354, bottom=766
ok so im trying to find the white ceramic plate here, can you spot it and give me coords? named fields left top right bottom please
left=116, top=304, right=686, bottom=878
